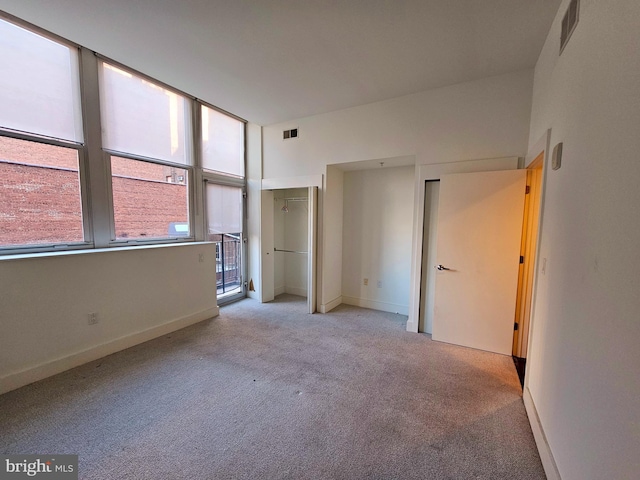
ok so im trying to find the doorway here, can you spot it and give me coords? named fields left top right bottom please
left=419, top=180, right=440, bottom=334
left=512, top=153, right=544, bottom=383
left=261, top=186, right=318, bottom=313
left=275, top=188, right=309, bottom=300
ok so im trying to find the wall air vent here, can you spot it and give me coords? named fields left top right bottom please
left=560, top=0, right=579, bottom=55
left=283, top=128, right=298, bottom=140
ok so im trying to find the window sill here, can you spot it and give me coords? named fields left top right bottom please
left=0, top=241, right=214, bottom=262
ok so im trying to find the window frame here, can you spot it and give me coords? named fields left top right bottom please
left=0, top=113, right=93, bottom=255
left=104, top=149, right=196, bottom=246
left=0, top=13, right=248, bottom=260
left=199, top=101, right=247, bottom=179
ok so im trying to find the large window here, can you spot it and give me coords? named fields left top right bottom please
left=0, top=19, right=83, bottom=143
left=111, top=156, right=189, bottom=240
left=202, top=105, right=244, bottom=177
left=99, top=61, right=193, bottom=242
left=0, top=137, right=83, bottom=247
left=0, top=17, right=85, bottom=250
left=0, top=15, right=246, bottom=264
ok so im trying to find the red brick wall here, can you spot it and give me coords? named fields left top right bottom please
left=112, top=176, right=187, bottom=239
left=0, top=162, right=84, bottom=245
left=1, top=136, right=188, bottom=246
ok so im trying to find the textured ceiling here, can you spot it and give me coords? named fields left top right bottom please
left=0, top=0, right=561, bottom=125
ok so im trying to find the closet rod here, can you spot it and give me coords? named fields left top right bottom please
left=275, top=197, right=307, bottom=202
left=274, top=248, right=308, bottom=255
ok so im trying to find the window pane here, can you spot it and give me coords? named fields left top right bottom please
left=0, top=136, right=83, bottom=246
left=100, top=63, right=190, bottom=164
left=206, top=183, right=243, bottom=297
left=111, top=156, right=189, bottom=240
left=202, top=106, right=244, bottom=177
left=0, top=18, right=83, bottom=143
left=206, top=184, right=243, bottom=236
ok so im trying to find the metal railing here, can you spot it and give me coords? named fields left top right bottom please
left=209, top=233, right=242, bottom=296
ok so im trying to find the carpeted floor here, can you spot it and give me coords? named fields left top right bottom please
left=0, top=295, right=546, bottom=479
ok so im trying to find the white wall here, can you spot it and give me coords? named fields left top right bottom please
left=342, top=166, right=414, bottom=315
left=0, top=243, right=218, bottom=394
left=262, top=70, right=533, bottom=314
left=320, top=166, right=344, bottom=312
left=245, top=123, right=262, bottom=300
left=526, top=1, right=640, bottom=479
left=263, top=69, right=533, bottom=177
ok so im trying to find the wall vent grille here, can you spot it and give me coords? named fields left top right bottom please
left=560, top=0, right=579, bottom=54
left=283, top=128, right=298, bottom=140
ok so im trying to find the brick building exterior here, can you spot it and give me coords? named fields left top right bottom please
left=0, top=136, right=187, bottom=246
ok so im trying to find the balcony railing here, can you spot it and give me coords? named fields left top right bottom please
left=209, top=233, right=242, bottom=296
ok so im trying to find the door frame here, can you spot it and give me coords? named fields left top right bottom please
left=261, top=175, right=322, bottom=313
left=407, top=156, right=521, bottom=332
left=203, top=173, right=247, bottom=306
left=521, top=130, right=551, bottom=389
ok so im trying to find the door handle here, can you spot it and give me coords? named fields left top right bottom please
left=435, top=264, right=450, bottom=271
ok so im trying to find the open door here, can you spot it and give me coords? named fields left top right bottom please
left=307, top=186, right=318, bottom=313
left=432, top=170, right=526, bottom=355
left=261, top=190, right=275, bottom=303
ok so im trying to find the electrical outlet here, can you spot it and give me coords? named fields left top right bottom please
left=377, top=280, right=382, bottom=288
left=88, top=312, right=98, bottom=325
left=363, top=278, right=369, bottom=286
left=198, top=253, right=204, bottom=263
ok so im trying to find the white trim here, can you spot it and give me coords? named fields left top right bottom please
left=262, top=174, right=323, bottom=190
left=0, top=241, right=214, bottom=262
left=524, top=129, right=551, bottom=390
left=320, top=295, right=342, bottom=313
left=274, top=285, right=286, bottom=296
left=342, top=296, right=408, bottom=315
left=407, top=156, right=521, bottom=332
left=0, top=306, right=219, bottom=395
left=523, top=387, right=562, bottom=480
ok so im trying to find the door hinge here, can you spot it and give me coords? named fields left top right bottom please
left=514, top=322, right=519, bottom=331
left=520, top=255, right=524, bottom=264
left=525, top=185, right=531, bottom=194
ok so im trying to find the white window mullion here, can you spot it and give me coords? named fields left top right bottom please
left=79, top=48, right=112, bottom=248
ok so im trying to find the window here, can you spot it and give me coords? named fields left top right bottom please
left=0, top=15, right=247, bottom=259
left=111, top=156, right=189, bottom=240
left=206, top=183, right=243, bottom=297
left=0, top=137, right=84, bottom=247
left=99, top=62, right=190, bottom=164
left=99, top=62, right=193, bottom=241
left=201, top=105, right=244, bottom=177
left=0, top=19, right=83, bottom=143
left=0, top=17, right=85, bottom=250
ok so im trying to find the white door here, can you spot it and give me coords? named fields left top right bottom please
left=261, top=190, right=275, bottom=303
left=432, top=170, right=526, bottom=355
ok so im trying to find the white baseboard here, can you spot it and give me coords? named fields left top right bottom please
left=406, top=321, right=418, bottom=333
left=320, top=296, right=342, bottom=313
left=0, top=306, right=219, bottom=395
left=284, top=286, right=307, bottom=297
left=341, top=296, right=409, bottom=315
left=274, top=285, right=286, bottom=296
left=523, top=386, right=561, bottom=480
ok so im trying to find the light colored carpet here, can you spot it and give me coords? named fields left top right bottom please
left=0, top=295, right=546, bottom=479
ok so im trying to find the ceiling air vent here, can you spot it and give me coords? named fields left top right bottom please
left=283, top=128, right=298, bottom=140
left=560, top=0, right=579, bottom=54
